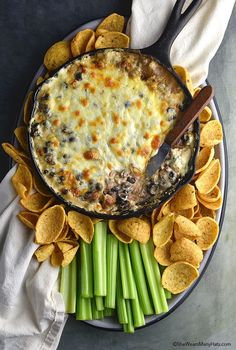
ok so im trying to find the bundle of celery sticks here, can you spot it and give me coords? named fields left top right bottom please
left=60, top=221, right=171, bottom=333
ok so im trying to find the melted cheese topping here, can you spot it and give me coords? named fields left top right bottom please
left=29, top=50, right=191, bottom=214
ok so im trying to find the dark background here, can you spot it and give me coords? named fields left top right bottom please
left=1, top=1, right=235, bottom=350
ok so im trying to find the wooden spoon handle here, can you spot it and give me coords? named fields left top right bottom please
left=165, top=85, right=214, bottom=147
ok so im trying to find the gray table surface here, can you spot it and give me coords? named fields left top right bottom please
left=0, top=1, right=235, bottom=350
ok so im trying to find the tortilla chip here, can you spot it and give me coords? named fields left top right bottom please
left=71, top=29, right=95, bottom=57
left=162, top=261, right=199, bottom=294
left=170, top=237, right=203, bottom=267
left=108, top=220, right=133, bottom=243
left=17, top=211, right=39, bottom=229
left=67, top=211, right=94, bottom=243
left=20, top=192, right=54, bottom=213
left=35, top=243, right=55, bottom=262
left=44, top=41, right=72, bottom=71
left=116, top=217, right=151, bottom=244
left=11, top=164, right=33, bottom=198
left=198, top=185, right=221, bottom=203
left=154, top=239, right=173, bottom=266
left=195, top=147, right=215, bottom=174
left=200, top=120, right=223, bottom=147
left=175, top=215, right=201, bottom=240
left=197, top=194, right=222, bottom=210
left=2, top=143, right=30, bottom=167
left=95, top=13, right=125, bottom=36
left=196, top=217, right=219, bottom=250
left=170, top=184, right=197, bottom=211
left=14, top=126, right=29, bottom=153
left=198, top=203, right=216, bottom=219
left=33, top=173, right=52, bottom=197
left=61, top=246, right=79, bottom=267
left=173, top=65, right=194, bottom=95
left=95, top=32, right=129, bottom=49
left=195, top=159, right=221, bottom=194
left=199, top=106, right=212, bottom=123
left=153, top=214, right=175, bottom=248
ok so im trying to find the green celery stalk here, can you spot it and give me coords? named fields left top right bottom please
left=104, top=308, right=115, bottom=317
left=80, top=240, right=93, bottom=298
left=139, top=242, right=162, bottom=314
left=68, top=257, right=77, bottom=313
left=119, top=242, right=135, bottom=299
left=60, top=257, right=77, bottom=313
left=60, top=265, right=70, bottom=313
left=165, top=289, right=172, bottom=299
left=93, top=222, right=107, bottom=296
left=149, top=240, right=169, bottom=313
left=95, top=296, right=104, bottom=311
left=91, top=298, right=104, bottom=320
left=123, top=300, right=134, bottom=333
left=76, top=254, right=92, bottom=320
left=129, top=241, right=153, bottom=315
left=130, top=284, right=145, bottom=328
left=105, top=234, right=118, bottom=309
left=116, top=261, right=128, bottom=324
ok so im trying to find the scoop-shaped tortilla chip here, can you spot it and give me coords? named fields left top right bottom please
left=35, top=243, right=55, bottom=262
left=173, top=65, right=194, bottom=96
left=195, top=147, right=215, bottom=174
left=175, top=215, right=201, bottom=240
left=95, top=32, right=129, bottom=49
left=108, top=220, right=133, bottom=243
left=153, top=214, right=175, bottom=248
left=18, top=211, right=39, bottom=229
left=33, top=173, right=52, bottom=197
left=116, top=217, right=150, bottom=244
left=170, top=237, right=203, bottom=268
left=71, top=29, right=95, bottom=56
left=12, top=164, right=33, bottom=198
left=44, top=41, right=72, bottom=71
left=67, top=211, right=94, bottom=243
left=154, top=239, right=173, bottom=266
left=170, top=184, right=197, bottom=211
left=95, top=13, right=125, bottom=37
left=198, top=185, right=221, bottom=203
left=199, top=106, right=212, bottom=123
left=2, top=143, right=30, bottom=167
left=20, top=192, right=54, bottom=213
left=162, top=261, right=199, bottom=294
left=35, top=205, right=66, bottom=244
left=195, top=159, right=221, bottom=194
left=61, top=246, right=79, bottom=267
left=200, top=120, right=223, bottom=147
left=196, top=217, right=219, bottom=250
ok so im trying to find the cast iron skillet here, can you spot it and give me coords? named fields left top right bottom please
left=29, top=0, right=202, bottom=219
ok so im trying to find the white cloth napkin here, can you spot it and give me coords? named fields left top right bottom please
left=127, top=0, right=235, bottom=87
left=0, top=1, right=235, bottom=349
left=0, top=166, right=67, bottom=350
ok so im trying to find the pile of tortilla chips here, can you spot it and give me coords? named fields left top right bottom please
left=2, top=14, right=223, bottom=297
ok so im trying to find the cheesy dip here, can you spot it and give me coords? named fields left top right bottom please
left=29, top=49, right=195, bottom=215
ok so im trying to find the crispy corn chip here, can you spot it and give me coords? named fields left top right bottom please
left=200, top=120, right=223, bottom=147
left=95, top=32, right=129, bottom=49
left=170, top=184, right=197, bottom=211
left=108, top=220, right=133, bottom=243
left=153, top=214, right=175, bottom=248
left=71, top=29, right=95, bottom=57
left=175, top=207, right=194, bottom=219
left=61, top=246, right=79, bottom=267
left=44, top=41, right=72, bottom=71
left=23, top=91, right=33, bottom=124
left=195, top=159, right=221, bottom=194
left=151, top=207, right=162, bottom=227
left=67, top=211, right=94, bottom=243
left=85, top=31, right=96, bottom=52
left=199, top=203, right=216, bottom=219
left=173, top=65, right=194, bottom=95
left=162, top=261, right=199, bottom=294
left=193, top=87, right=201, bottom=98
left=14, top=126, right=29, bottom=153
left=116, top=217, right=151, bottom=244
left=20, top=192, right=54, bottom=213
left=35, top=243, right=55, bottom=262
left=51, top=246, right=63, bottom=267
left=35, top=205, right=66, bottom=244
left=196, top=147, right=215, bottom=174
left=199, top=106, right=212, bottom=123
left=196, top=217, right=219, bottom=250
left=17, top=211, right=39, bottom=229
left=197, top=194, right=222, bottom=210
left=175, top=215, right=201, bottom=240
left=12, top=164, right=33, bottom=198
left=154, top=239, right=173, bottom=266
left=198, top=185, right=221, bottom=203
left=33, top=174, right=52, bottom=197
left=170, top=237, right=203, bottom=268
left=2, top=143, right=30, bottom=166
left=90, top=217, right=103, bottom=224
left=95, top=13, right=125, bottom=37
left=56, top=219, right=69, bottom=241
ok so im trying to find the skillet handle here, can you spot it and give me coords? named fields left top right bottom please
left=141, top=0, right=203, bottom=66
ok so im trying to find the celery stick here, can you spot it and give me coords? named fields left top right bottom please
left=130, top=284, right=145, bottom=328
left=165, top=289, right=172, bottom=299
left=116, top=262, right=128, bottom=324
left=60, top=265, right=70, bottom=313
left=149, top=240, right=169, bottom=313
left=81, top=240, right=93, bottom=298
left=76, top=254, right=92, bottom=320
left=95, top=296, right=104, bottom=311
left=68, top=257, right=77, bottom=313
left=92, top=298, right=104, bottom=320
left=129, top=241, right=153, bottom=315
left=93, top=222, right=107, bottom=296
left=119, top=242, right=135, bottom=299
left=105, top=234, right=118, bottom=309
left=123, top=300, right=134, bottom=333
left=139, top=242, right=162, bottom=314
left=104, top=308, right=114, bottom=317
